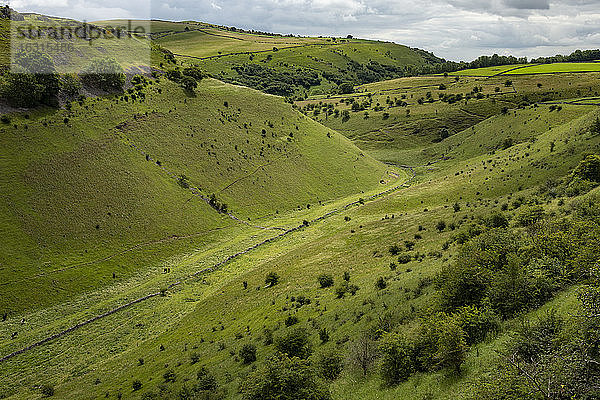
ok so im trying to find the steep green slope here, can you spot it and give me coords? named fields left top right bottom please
left=0, top=77, right=390, bottom=314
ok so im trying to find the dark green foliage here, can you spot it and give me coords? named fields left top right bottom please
left=285, top=315, right=299, bottom=327
left=40, top=384, right=54, bottom=397
left=338, top=82, right=354, bottom=94
left=275, top=327, right=312, bottom=359
left=389, top=244, right=401, bottom=255
left=180, top=76, right=198, bottom=92
left=375, top=276, right=387, bottom=290
left=81, top=57, right=125, bottom=91
left=454, top=305, right=500, bottom=345
left=60, top=74, right=82, bottom=97
left=573, top=154, right=600, bottom=183
left=515, top=205, right=546, bottom=227
left=317, top=274, right=334, bottom=288
left=265, top=272, right=280, bottom=287
left=317, top=349, right=343, bottom=380
left=319, top=327, right=329, bottom=344
left=239, top=343, right=257, bottom=364
left=485, top=212, right=509, bottom=228
left=436, top=220, right=446, bottom=232
left=397, top=254, right=412, bottom=264
left=335, top=282, right=348, bottom=298
left=1, top=50, right=60, bottom=107
left=132, top=380, right=142, bottom=391
left=232, top=64, right=320, bottom=96
left=379, top=333, right=414, bottom=385
left=163, top=369, right=176, bottom=383
left=196, top=367, right=218, bottom=391
left=240, top=353, right=331, bottom=400
left=182, top=66, right=205, bottom=81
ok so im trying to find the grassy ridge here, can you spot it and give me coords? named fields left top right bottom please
left=0, top=77, right=391, bottom=314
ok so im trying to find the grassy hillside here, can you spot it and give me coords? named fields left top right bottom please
left=0, top=76, right=392, bottom=315
left=1, top=69, right=598, bottom=399
left=297, top=71, right=600, bottom=165
left=140, top=21, right=444, bottom=98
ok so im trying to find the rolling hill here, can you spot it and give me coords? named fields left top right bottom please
left=1, top=12, right=600, bottom=400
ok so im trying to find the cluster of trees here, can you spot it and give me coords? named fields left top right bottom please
left=232, top=64, right=320, bottom=96
left=0, top=50, right=127, bottom=108
left=532, top=48, right=600, bottom=64
left=165, top=65, right=205, bottom=92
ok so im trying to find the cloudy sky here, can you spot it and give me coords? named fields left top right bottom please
left=8, top=0, right=600, bottom=60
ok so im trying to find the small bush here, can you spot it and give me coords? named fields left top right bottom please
left=132, top=380, right=142, bottom=391
left=239, top=343, right=257, bottom=364
left=40, top=384, right=54, bottom=397
left=81, top=57, right=125, bottom=91
left=275, top=327, right=312, bottom=359
left=265, top=272, right=280, bottom=287
left=318, top=274, right=334, bottom=288
left=163, top=369, right=176, bottom=383
left=317, top=349, right=344, bottom=380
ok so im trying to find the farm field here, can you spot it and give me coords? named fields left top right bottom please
left=504, top=62, right=600, bottom=74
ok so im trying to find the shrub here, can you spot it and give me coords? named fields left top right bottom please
left=516, top=205, right=546, bottom=227
left=317, top=349, right=344, bottom=380
left=163, top=369, right=176, bottom=383
left=240, top=353, right=330, bottom=400
left=183, top=66, right=205, bottom=81
left=398, top=254, right=412, bottom=264
left=40, top=384, right=55, bottom=397
left=335, top=282, right=348, bottom=298
left=343, top=271, right=350, bottom=281
left=81, top=57, right=125, bottom=91
left=318, top=274, right=334, bottom=288
left=132, top=380, right=142, bottom=391
left=573, top=154, right=600, bottom=183
left=375, top=277, right=387, bottom=290
left=319, top=327, right=329, bottom=344
left=190, top=352, right=200, bottom=364
left=379, top=333, right=414, bottom=385
left=275, top=327, right=312, bottom=359
left=265, top=272, right=280, bottom=287
left=486, top=212, right=509, bottom=228
left=239, top=343, right=257, bottom=364
left=436, top=220, right=447, bottom=232
left=60, top=73, right=82, bottom=97
left=285, top=315, right=299, bottom=327
left=180, top=76, right=198, bottom=92
left=196, top=367, right=218, bottom=391
left=0, top=115, right=10, bottom=124
left=454, top=305, right=500, bottom=345
left=389, top=244, right=401, bottom=255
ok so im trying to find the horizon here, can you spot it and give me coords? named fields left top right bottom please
left=7, top=0, right=600, bottom=62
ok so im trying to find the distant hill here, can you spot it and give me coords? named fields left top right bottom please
left=114, top=20, right=447, bottom=98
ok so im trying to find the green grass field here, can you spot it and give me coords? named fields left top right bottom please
left=504, top=62, right=600, bottom=74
